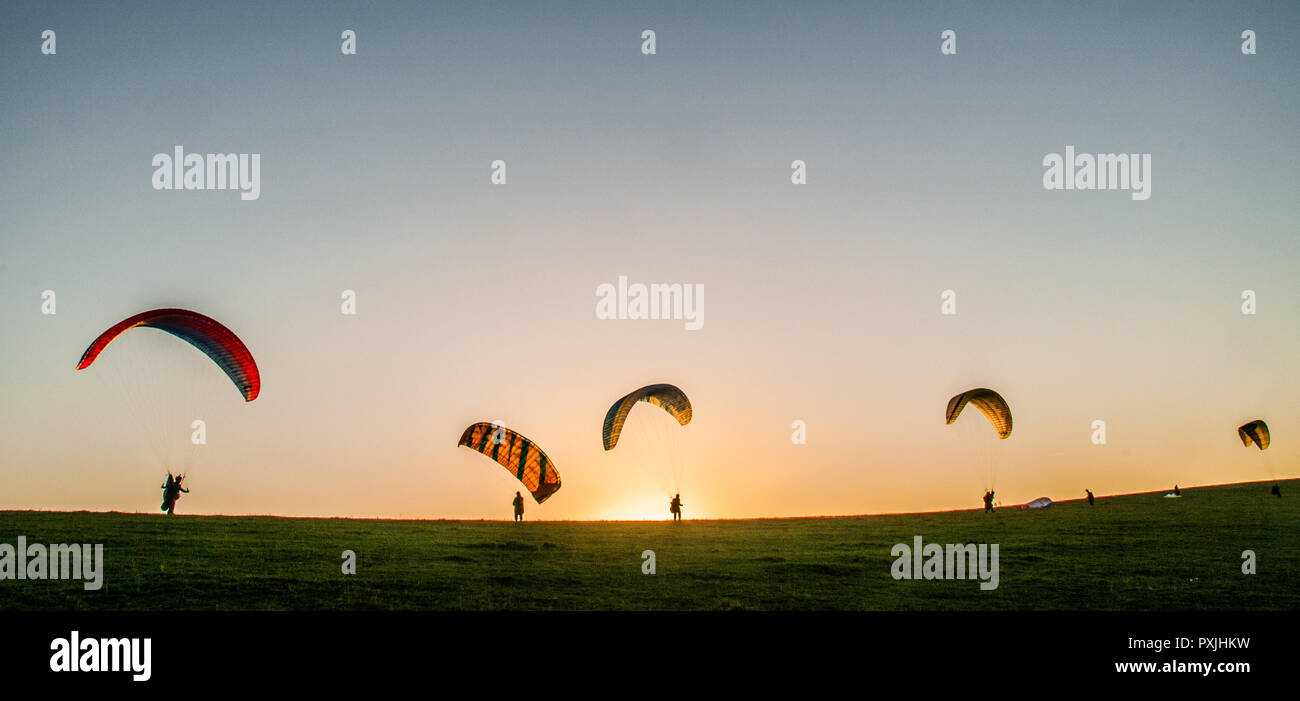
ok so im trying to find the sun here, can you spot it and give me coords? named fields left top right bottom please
left=599, top=494, right=673, bottom=521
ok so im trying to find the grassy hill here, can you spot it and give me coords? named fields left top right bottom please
left=1, top=479, right=1295, bottom=610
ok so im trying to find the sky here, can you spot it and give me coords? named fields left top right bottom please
left=1, top=1, right=1298, bottom=520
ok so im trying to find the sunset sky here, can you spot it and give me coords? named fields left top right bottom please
left=2, top=1, right=1298, bottom=519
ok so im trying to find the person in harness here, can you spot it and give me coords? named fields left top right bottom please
left=161, top=473, right=189, bottom=515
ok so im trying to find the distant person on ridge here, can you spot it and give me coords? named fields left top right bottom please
left=1271, top=484, right=1281, bottom=498
left=161, top=473, right=188, bottom=515
left=670, top=493, right=682, bottom=521
left=1086, top=489, right=1095, bottom=506
left=1173, top=484, right=1181, bottom=496
left=982, top=490, right=994, bottom=513
left=512, top=491, right=524, bottom=522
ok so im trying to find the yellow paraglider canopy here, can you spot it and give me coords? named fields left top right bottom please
left=602, top=384, right=692, bottom=451
left=1238, top=419, right=1270, bottom=450
left=945, top=388, right=1012, bottom=439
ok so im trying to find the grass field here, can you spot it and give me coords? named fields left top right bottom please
left=1, top=479, right=1295, bottom=611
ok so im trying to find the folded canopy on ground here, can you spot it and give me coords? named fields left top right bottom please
left=1023, top=497, right=1053, bottom=509
left=458, top=422, right=561, bottom=504
left=76, top=308, right=261, bottom=401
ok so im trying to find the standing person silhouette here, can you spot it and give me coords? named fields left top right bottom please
left=512, top=491, right=524, bottom=522
left=1086, top=489, right=1095, bottom=506
left=669, top=493, right=682, bottom=521
left=983, top=490, right=994, bottom=513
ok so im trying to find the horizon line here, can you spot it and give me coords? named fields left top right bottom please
left=4, top=476, right=1291, bottom=524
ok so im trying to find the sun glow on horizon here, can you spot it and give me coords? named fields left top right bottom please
left=597, top=493, right=686, bottom=522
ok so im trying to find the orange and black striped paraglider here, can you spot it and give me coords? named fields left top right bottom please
left=458, top=423, right=562, bottom=503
